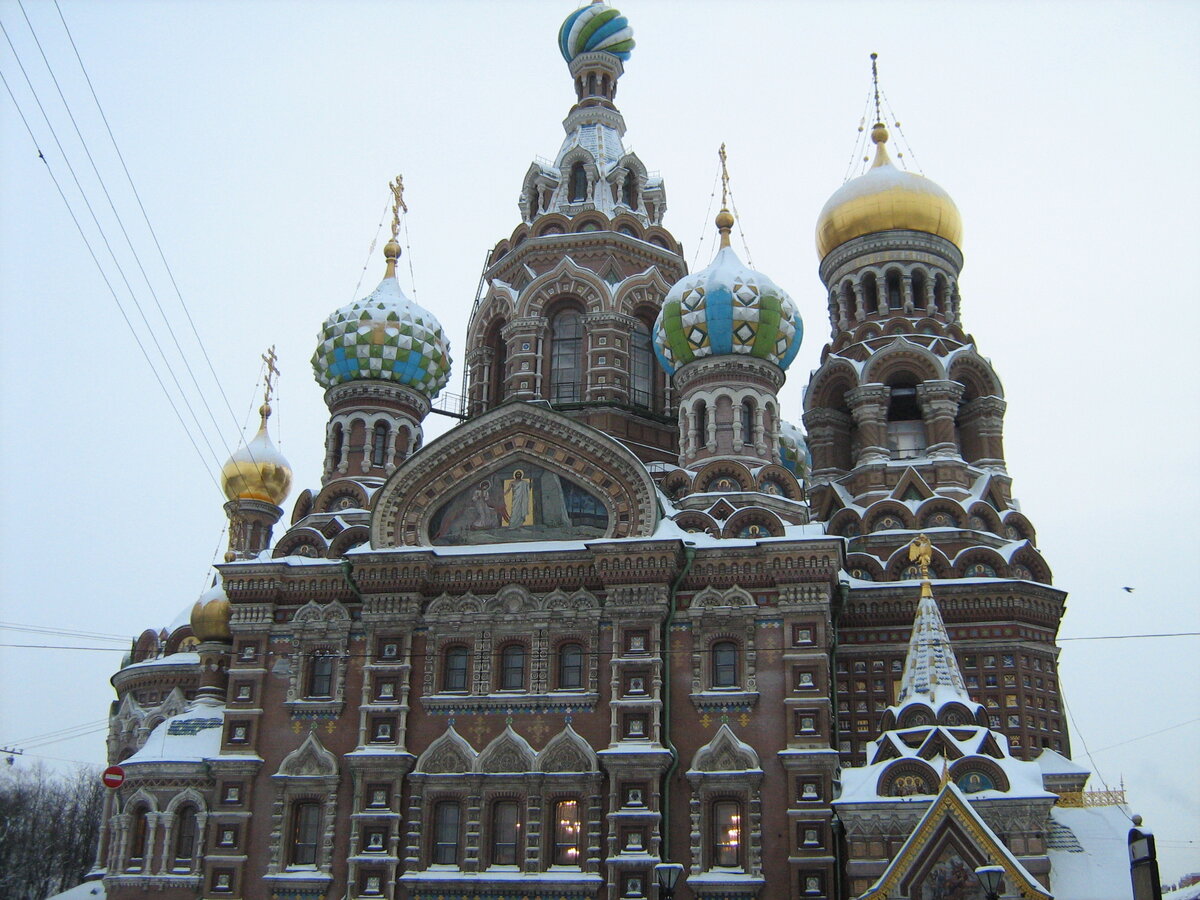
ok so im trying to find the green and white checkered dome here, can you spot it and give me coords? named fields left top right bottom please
left=311, top=275, right=451, bottom=398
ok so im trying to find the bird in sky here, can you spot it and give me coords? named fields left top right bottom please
left=1122, top=587, right=1135, bottom=593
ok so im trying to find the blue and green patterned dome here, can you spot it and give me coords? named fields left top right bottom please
left=559, top=2, right=635, bottom=63
left=312, top=275, right=451, bottom=399
left=778, top=420, right=812, bottom=478
left=653, top=242, right=803, bottom=376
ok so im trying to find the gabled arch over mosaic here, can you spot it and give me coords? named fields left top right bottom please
left=371, top=402, right=658, bottom=547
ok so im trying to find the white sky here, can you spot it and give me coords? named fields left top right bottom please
left=1, top=0, right=1197, bottom=883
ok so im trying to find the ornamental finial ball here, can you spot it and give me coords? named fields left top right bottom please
left=871, top=122, right=889, bottom=144
left=715, top=208, right=734, bottom=230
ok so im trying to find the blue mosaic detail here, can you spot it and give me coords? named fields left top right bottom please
left=166, top=717, right=222, bottom=736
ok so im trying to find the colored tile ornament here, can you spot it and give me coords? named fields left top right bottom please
left=311, top=276, right=451, bottom=398
left=778, top=419, right=812, bottom=477
left=558, top=2, right=635, bottom=62
left=652, top=245, right=802, bottom=375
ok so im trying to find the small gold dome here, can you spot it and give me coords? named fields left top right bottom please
left=190, top=583, right=231, bottom=642
left=220, top=405, right=293, bottom=506
left=815, top=125, right=962, bottom=259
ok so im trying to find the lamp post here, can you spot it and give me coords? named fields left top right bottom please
left=654, top=862, right=685, bottom=899
left=974, top=864, right=1004, bottom=900
left=1128, top=815, right=1162, bottom=900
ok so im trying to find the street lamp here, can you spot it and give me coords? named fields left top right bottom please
left=974, top=865, right=1004, bottom=900
left=654, top=862, right=685, bottom=899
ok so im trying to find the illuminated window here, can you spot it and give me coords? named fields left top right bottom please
left=712, top=800, right=742, bottom=868
left=553, top=799, right=582, bottom=866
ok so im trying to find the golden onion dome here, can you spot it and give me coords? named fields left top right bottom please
left=220, top=404, right=293, bottom=506
left=190, top=582, right=231, bottom=642
left=816, top=122, right=962, bottom=259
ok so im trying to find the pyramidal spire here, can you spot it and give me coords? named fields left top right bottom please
left=894, top=535, right=972, bottom=709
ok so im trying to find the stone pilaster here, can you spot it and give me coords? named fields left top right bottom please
left=847, top=385, right=891, bottom=465
left=916, top=380, right=965, bottom=458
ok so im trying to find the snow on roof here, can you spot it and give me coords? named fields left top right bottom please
left=124, top=701, right=225, bottom=765
left=1047, top=805, right=1135, bottom=900
left=889, top=578, right=978, bottom=716
left=44, top=880, right=106, bottom=900
left=1035, top=747, right=1092, bottom=776
left=120, top=651, right=200, bottom=672
left=1164, top=883, right=1200, bottom=900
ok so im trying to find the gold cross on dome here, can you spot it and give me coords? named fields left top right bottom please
left=389, top=174, right=407, bottom=240
left=261, top=345, right=280, bottom=405
left=719, top=143, right=729, bottom=208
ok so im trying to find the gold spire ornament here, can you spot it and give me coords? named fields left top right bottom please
left=260, top=344, right=279, bottom=418
left=384, top=174, right=406, bottom=278
left=909, top=533, right=934, bottom=598
left=715, top=143, right=734, bottom=248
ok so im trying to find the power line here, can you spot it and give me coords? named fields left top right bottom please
left=0, top=621, right=130, bottom=643
left=1091, top=717, right=1200, bottom=755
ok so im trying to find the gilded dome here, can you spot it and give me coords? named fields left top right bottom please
left=653, top=212, right=802, bottom=376
left=220, top=405, right=293, bottom=506
left=190, top=582, right=231, bottom=642
left=312, top=274, right=451, bottom=399
left=816, top=124, right=962, bottom=259
left=559, top=2, right=635, bottom=63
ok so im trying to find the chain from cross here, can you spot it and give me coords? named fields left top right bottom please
left=718, top=142, right=729, bottom=208
left=389, top=175, right=407, bottom=240
left=262, top=345, right=280, bottom=405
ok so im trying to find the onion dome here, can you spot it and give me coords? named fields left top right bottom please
left=653, top=209, right=802, bottom=376
left=778, top=420, right=811, bottom=478
left=815, top=122, right=962, bottom=259
left=311, top=239, right=451, bottom=398
left=190, top=581, right=231, bottom=643
left=220, top=404, right=292, bottom=506
left=559, top=1, right=635, bottom=63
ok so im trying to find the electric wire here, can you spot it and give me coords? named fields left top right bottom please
left=49, top=0, right=265, bottom=461
left=14, top=1, right=252, bottom=475
left=0, top=621, right=129, bottom=643
left=0, top=66, right=223, bottom=493
left=0, top=19, right=227, bottom=483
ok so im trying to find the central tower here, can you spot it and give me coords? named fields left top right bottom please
left=463, top=1, right=688, bottom=464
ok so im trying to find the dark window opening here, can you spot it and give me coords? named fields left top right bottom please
left=433, top=801, right=461, bottom=866
left=500, top=644, right=525, bottom=691
left=549, top=309, right=584, bottom=402
left=308, top=655, right=334, bottom=698
left=443, top=646, right=468, bottom=692
left=492, top=801, right=520, bottom=866
left=290, top=802, right=321, bottom=866
left=740, top=399, right=754, bottom=445
left=631, top=321, right=653, bottom=407
left=713, top=641, right=738, bottom=688
left=569, top=163, right=587, bottom=202
left=559, top=643, right=584, bottom=690
left=622, top=172, right=638, bottom=210
left=371, top=422, right=389, bottom=467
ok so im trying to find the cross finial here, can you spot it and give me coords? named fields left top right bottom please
left=870, top=52, right=881, bottom=126
left=261, top=345, right=280, bottom=412
left=389, top=174, right=407, bottom=241
left=719, top=142, right=730, bottom=209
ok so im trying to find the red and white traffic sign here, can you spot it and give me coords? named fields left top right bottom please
left=101, top=765, right=125, bottom=789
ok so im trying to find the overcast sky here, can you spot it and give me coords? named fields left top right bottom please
left=1, top=0, right=1197, bottom=883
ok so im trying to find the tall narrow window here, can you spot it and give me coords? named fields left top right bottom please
left=433, top=801, right=461, bottom=866
left=173, top=805, right=198, bottom=868
left=500, top=644, right=525, bottom=691
left=863, top=272, right=880, bottom=314
left=886, top=385, right=927, bottom=460
left=569, top=163, right=587, bottom=202
left=128, top=806, right=149, bottom=871
left=740, top=399, right=754, bottom=445
left=553, top=799, right=581, bottom=866
left=631, top=321, right=653, bottom=408
left=487, top=322, right=507, bottom=409
left=330, top=423, right=344, bottom=468
left=886, top=270, right=903, bottom=310
left=491, top=801, right=520, bottom=866
left=549, top=309, right=584, bottom=403
left=371, top=422, right=389, bottom=467
left=308, top=655, right=334, bottom=698
left=528, top=189, right=540, bottom=220
left=622, top=171, right=638, bottom=210
left=443, top=646, right=468, bottom=692
left=558, top=642, right=584, bottom=690
left=712, top=641, right=738, bottom=689
left=290, top=802, right=321, bottom=866
left=694, top=401, right=708, bottom=447
left=712, top=800, right=742, bottom=868
left=912, top=270, right=928, bottom=312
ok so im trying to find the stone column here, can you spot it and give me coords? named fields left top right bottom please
left=902, top=274, right=915, bottom=315
left=502, top=317, right=546, bottom=401
left=802, top=407, right=854, bottom=479
left=847, top=385, right=891, bottom=465
left=916, top=380, right=965, bottom=458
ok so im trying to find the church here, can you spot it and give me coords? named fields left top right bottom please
left=89, top=3, right=1134, bottom=899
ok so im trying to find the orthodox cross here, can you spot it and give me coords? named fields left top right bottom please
left=262, top=345, right=280, bottom=407
left=718, top=142, right=729, bottom=209
left=389, top=174, right=407, bottom=240
left=870, top=52, right=882, bottom=126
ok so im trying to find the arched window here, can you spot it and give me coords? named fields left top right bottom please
left=862, top=272, right=880, bottom=314
left=528, top=189, right=539, bottom=220
left=934, top=274, right=949, bottom=315
left=290, top=801, right=321, bottom=866
left=712, top=641, right=738, bottom=688
left=841, top=281, right=857, bottom=322
left=558, top=642, right=584, bottom=690
left=886, top=270, right=903, bottom=310
left=886, top=383, right=927, bottom=460
left=568, top=163, right=587, bottom=202
left=307, top=655, right=334, bottom=698
left=433, top=801, right=461, bottom=865
left=552, top=799, right=582, bottom=866
left=622, top=171, right=638, bottom=210
left=487, top=322, right=507, bottom=409
left=173, top=805, right=198, bottom=869
left=549, top=308, right=584, bottom=402
left=911, top=270, right=928, bottom=311
left=371, top=422, right=389, bottom=467
left=631, top=321, right=653, bottom=408
left=711, top=800, right=742, bottom=868
left=443, top=646, right=468, bottom=692
left=740, top=399, right=754, bottom=445
left=127, top=806, right=150, bottom=871
left=491, top=801, right=520, bottom=866
left=330, top=423, right=344, bottom=467
left=500, top=644, right=525, bottom=691
left=694, top=400, right=708, bottom=447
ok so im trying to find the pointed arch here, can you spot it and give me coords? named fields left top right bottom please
left=690, top=585, right=756, bottom=610
left=517, top=255, right=610, bottom=318
left=278, top=731, right=338, bottom=778
left=861, top=337, right=946, bottom=385
left=478, top=726, right=535, bottom=774
left=416, top=726, right=477, bottom=774
left=536, top=724, right=599, bottom=773
left=689, top=723, right=761, bottom=774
